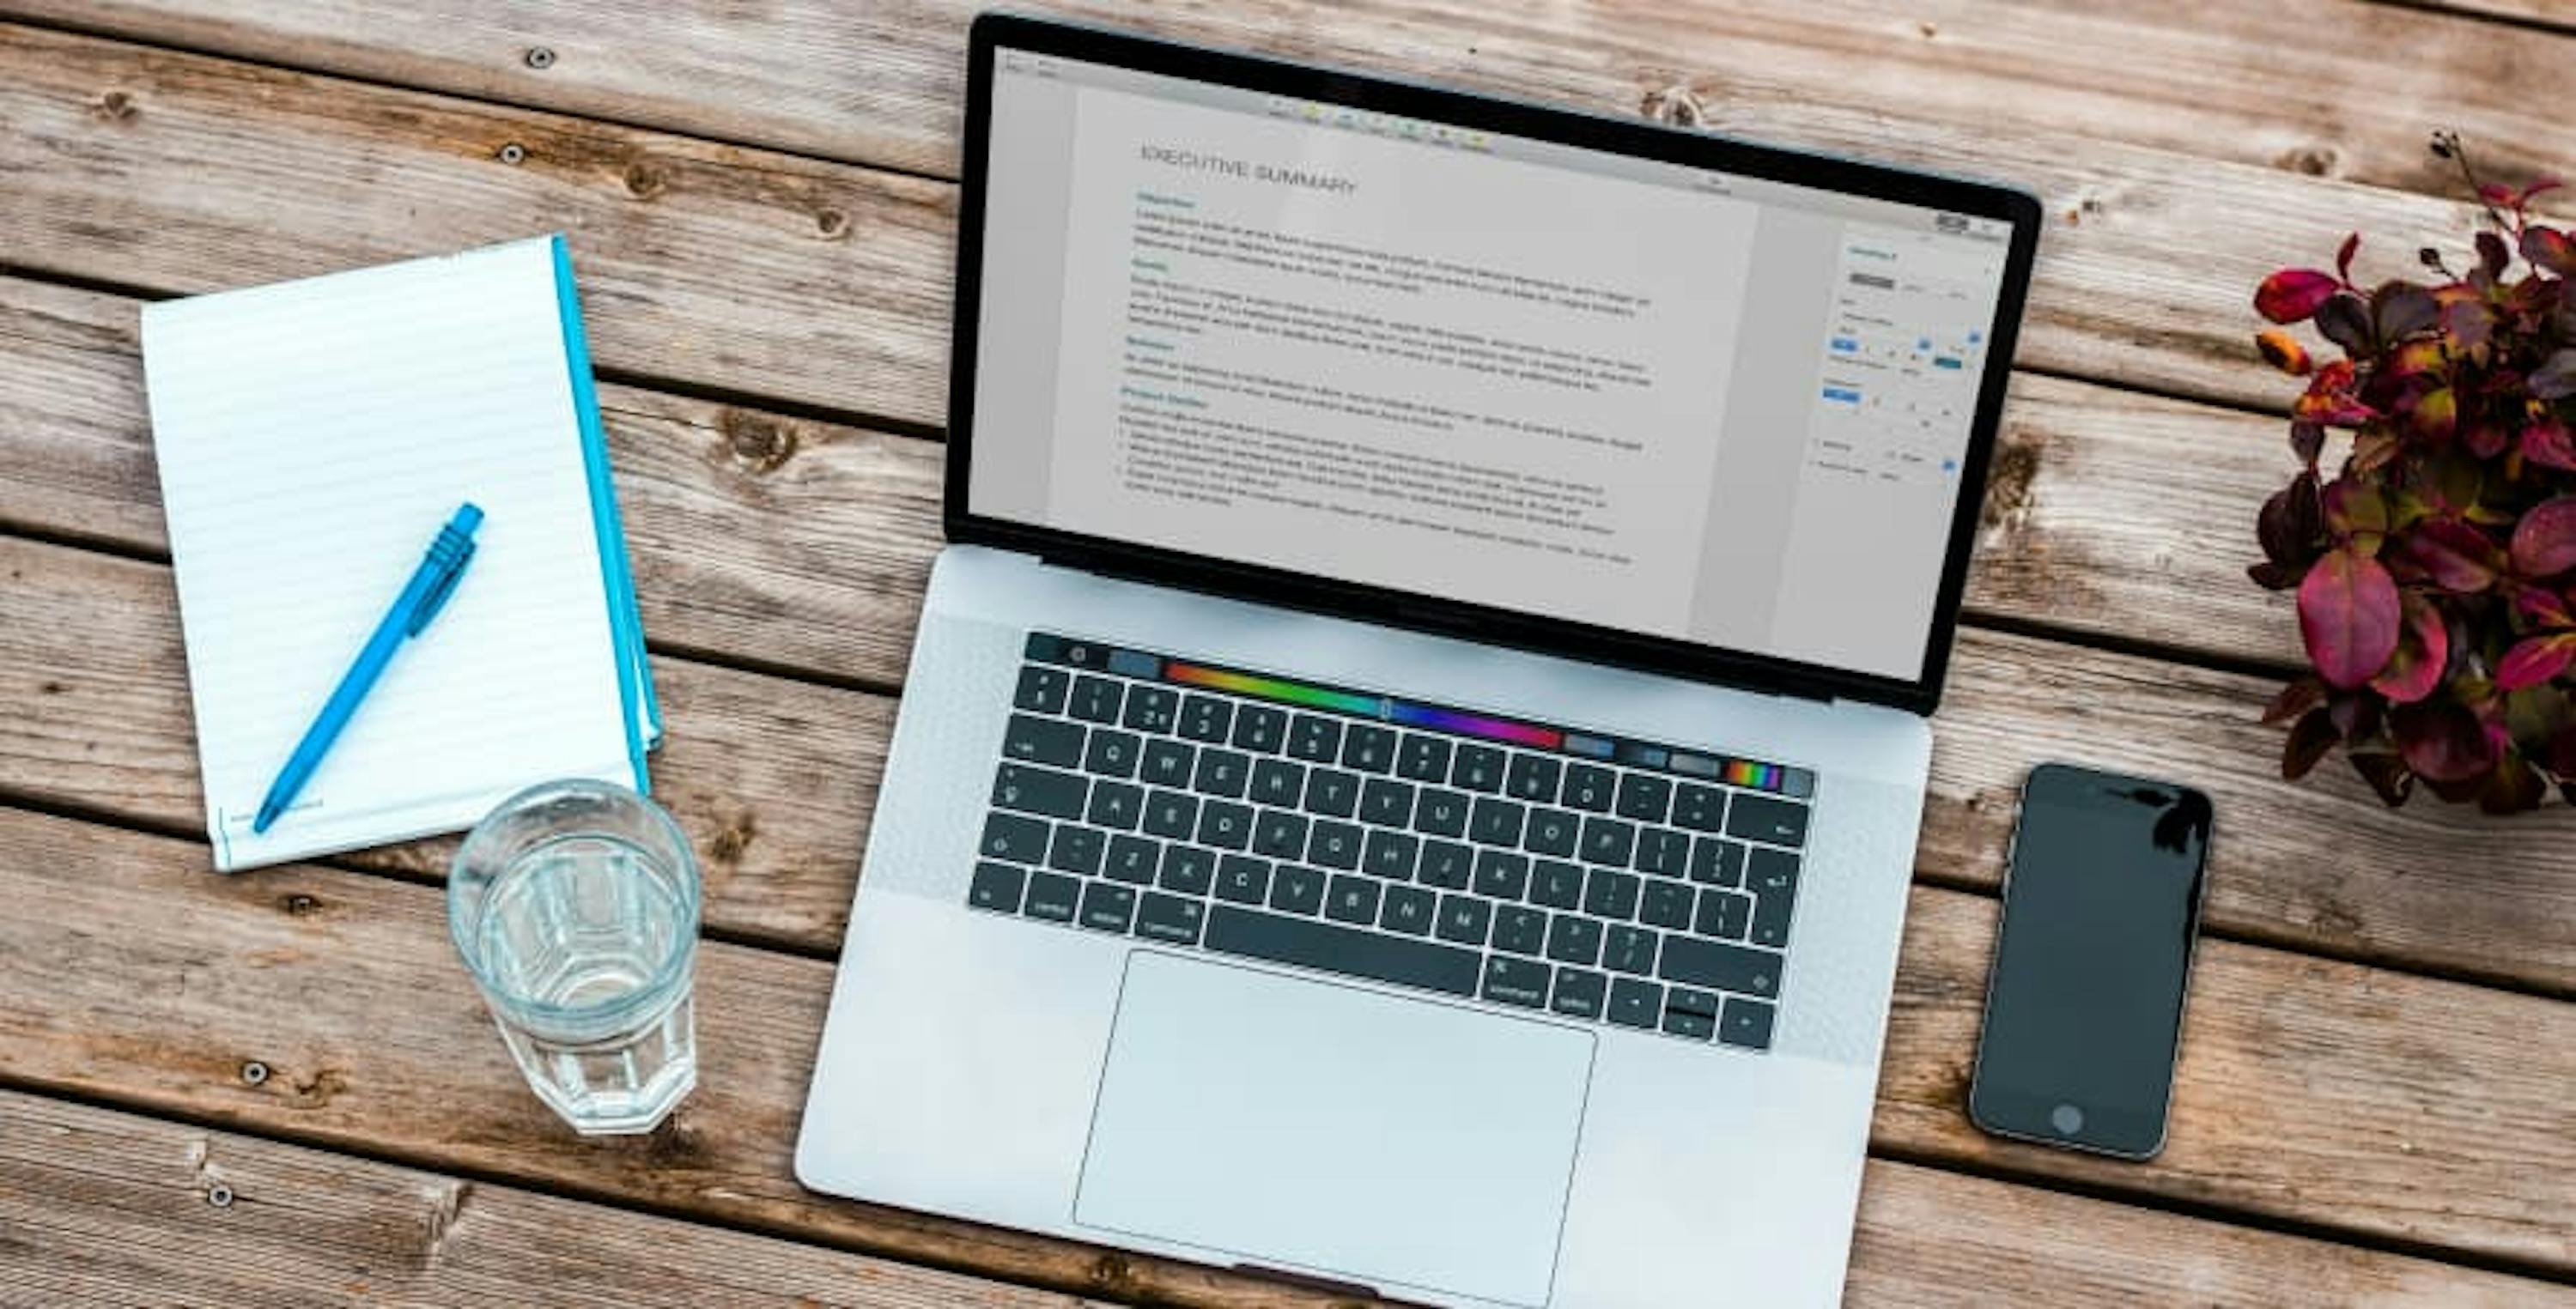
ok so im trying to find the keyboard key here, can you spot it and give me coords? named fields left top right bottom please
left=1103, top=834, right=1158, bottom=883
left=1031, top=635, right=1105, bottom=669
left=1583, top=868, right=1640, bottom=920
left=993, top=764, right=1084, bottom=819
left=1078, top=882, right=1135, bottom=933
left=1364, top=829, right=1419, bottom=881
left=1616, top=773, right=1671, bottom=823
left=1048, top=827, right=1105, bottom=877
left=1660, top=936, right=1780, bottom=997
left=981, top=811, right=1048, bottom=863
left=1469, top=797, right=1526, bottom=847
left=1748, top=848, right=1799, bottom=947
left=1142, top=790, right=1198, bottom=839
left=1640, top=879, right=1692, bottom=930
left=1359, top=778, right=1414, bottom=827
left=1451, top=744, right=1505, bottom=792
left=1107, top=649, right=1159, bottom=679
left=1178, top=694, right=1232, bottom=742
left=1604, top=925, right=1659, bottom=976
left=1562, top=763, right=1616, bottom=812
left=1663, top=1000, right=1716, bottom=1040
left=1547, top=912, right=1606, bottom=965
left=1193, top=748, right=1250, bottom=797
left=1673, top=783, right=1728, bottom=832
left=1325, top=875, right=1382, bottom=924
left=1139, top=738, right=1194, bottom=789
left=1303, top=769, right=1360, bottom=818
left=1087, top=780, right=1143, bottom=830
left=1550, top=967, right=1607, bottom=1020
left=1523, top=808, right=1579, bottom=858
left=1198, top=800, right=1252, bottom=850
left=1506, top=754, right=1561, bottom=803
left=1380, top=884, right=1437, bottom=935
left=1022, top=870, right=1078, bottom=922
left=1136, top=892, right=1206, bottom=945
left=1719, top=997, right=1777, bottom=1050
left=1727, top=793, right=1811, bottom=847
left=1665, top=985, right=1721, bottom=1023
left=1481, top=956, right=1551, bottom=1008
left=1342, top=724, right=1396, bottom=773
left=1013, top=664, right=1069, bottom=713
left=1580, top=815, right=1636, bottom=867
left=1161, top=845, right=1217, bottom=894
left=1531, top=861, right=1585, bottom=910
left=1204, top=905, right=1479, bottom=997
left=1307, top=821, right=1363, bottom=870
left=1635, top=828, right=1689, bottom=877
left=1252, top=809, right=1309, bottom=859
left=968, top=861, right=1025, bottom=912
left=1419, top=840, right=1474, bottom=889
left=1002, top=713, right=1084, bottom=767
left=1473, top=850, right=1531, bottom=900
left=1288, top=714, right=1342, bottom=762
left=1123, top=686, right=1178, bottom=733
left=1069, top=676, right=1122, bottom=724
left=1396, top=734, right=1452, bottom=782
left=1750, top=894, right=1794, bottom=948
left=1696, top=888, right=1752, bottom=940
left=1233, top=705, right=1288, bottom=753
left=1214, top=854, right=1269, bottom=904
left=1270, top=864, right=1327, bottom=915
left=1689, top=837, right=1747, bottom=887
left=1436, top=894, right=1492, bottom=945
left=1494, top=906, right=1549, bottom=954
left=1607, top=977, right=1662, bottom=1028
left=1084, top=730, right=1141, bottom=779
left=1249, top=757, right=1304, bottom=807
left=1414, top=789, right=1470, bottom=838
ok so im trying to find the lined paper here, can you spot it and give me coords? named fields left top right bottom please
left=142, top=238, right=642, bottom=870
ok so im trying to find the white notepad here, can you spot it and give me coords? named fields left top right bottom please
left=140, top=236, right=659, bottom=871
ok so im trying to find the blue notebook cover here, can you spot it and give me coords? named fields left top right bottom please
left=550, top=233, right=662, bottom=788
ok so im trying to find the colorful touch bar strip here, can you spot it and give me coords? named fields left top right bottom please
left=1163, top=662, right=1383, bottom=717
left=1723, top=760, right=1779, bottom=789
left=1388, top=703, right=1562, bottom=749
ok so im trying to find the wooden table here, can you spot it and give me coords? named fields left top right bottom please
left=2, top=1, right=2572, bottom=1302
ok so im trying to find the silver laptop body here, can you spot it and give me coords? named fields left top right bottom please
left=800, top=15, right=2039, bottom=1308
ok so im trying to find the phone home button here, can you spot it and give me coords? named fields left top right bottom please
left=2050, top=1103, right=2085, bottom=1136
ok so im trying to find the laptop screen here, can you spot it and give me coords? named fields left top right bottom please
left=963, top=44, right=2020, bottom=688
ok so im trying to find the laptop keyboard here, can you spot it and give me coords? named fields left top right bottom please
left=965, top=633, right=1816, bottom=1051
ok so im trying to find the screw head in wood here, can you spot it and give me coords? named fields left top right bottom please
left=498, top=142, right=527, bottom=166
left=526, top=45, right=556, bottom=70
left=206, top=1183, right=234, bottom=1209
left=240, top=1060, right=269, bottom=1086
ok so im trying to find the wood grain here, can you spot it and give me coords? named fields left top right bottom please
left=11, top=0, right=2571, bottom=205
left=2396, top=0, right=2576, bottom=31
left=1, top=807, right=2568, bottom=1289
left=0, top=1091, right=1098, bottom=1308
left=0, top=19, right=2545, bottom=428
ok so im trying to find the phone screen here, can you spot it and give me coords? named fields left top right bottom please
left=1969, top=764, right=2213, bottom=1158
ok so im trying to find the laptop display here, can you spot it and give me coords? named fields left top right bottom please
left=958, top=41, right=2030, bottom=700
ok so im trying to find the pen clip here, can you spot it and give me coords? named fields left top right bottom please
left=407, top=540, right=476, bottom=636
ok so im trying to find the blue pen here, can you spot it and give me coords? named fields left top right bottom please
left=252, top=503, right=484, bottom=833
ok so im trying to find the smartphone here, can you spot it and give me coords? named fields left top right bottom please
left=1967, top=763, right=2214, bottom=1160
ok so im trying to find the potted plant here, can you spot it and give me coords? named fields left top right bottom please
left=2249, top=133, right=2576, bottom=811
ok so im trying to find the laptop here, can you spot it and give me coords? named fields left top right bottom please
left=799, top=13, right=2039, bottom=1306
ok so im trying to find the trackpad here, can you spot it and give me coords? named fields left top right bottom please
left=1075, top=951, right=1595, bottom=1306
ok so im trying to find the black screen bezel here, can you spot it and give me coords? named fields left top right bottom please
left=947, top=10, right=2044, bottom=713
left=1968, top=763, right=2215, bottom=1160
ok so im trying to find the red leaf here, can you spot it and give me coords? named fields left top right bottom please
left=2391, top=700, right=2495, bottom=783
left=2476, top=230, right=2512, bottom=277
left=2369, top=594, right=2450, bottom=703
left=2350, top=752, right=2414, bottom=807
left=2293, top=360, right=2372, bottom=426
left=2288, top=421, right=2324, bottom=465
left=2261, top=677, right=2327, bottom=725
left=2511, top=496, right=2576, bottom=577
left=2254, top=328, right=2312, bottom=375
left=2296, top=548, right=2403, bottom=688
left=2522, top=418, right=2576, bottom=472
left=2403, top=518, right=2500, bottom=591
left=2464, top=421, right=2512, bottom=458
left=2255, top=269, right=2341, bottom=324
left=2281, top=708, right=2339, bottom=781
left=2478, top=181, right=2518, bottom=208
left=2495, top=633, right=2576, bottom=690
left=2514, top=585, right=2574, bottom=627
left=2525, top=226, right=2576, bottom=276
left=2335, top=232, right=2360, bottom=282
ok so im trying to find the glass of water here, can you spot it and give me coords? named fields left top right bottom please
left=448, top=779, right=701, bottom=1135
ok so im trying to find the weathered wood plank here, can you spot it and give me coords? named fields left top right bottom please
left=3, top=808, right=2569, bottom=1288
left=0, top=1091, right=1097, bottom=1308
left=0, top=20, right=2543, bottom=425
left=2397, top=0, right=2576, bottom=31
left=10, top=0, right=2567, bottom=207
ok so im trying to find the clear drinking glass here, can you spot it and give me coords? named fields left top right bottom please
left=448, top=779, right=701, bottom=1135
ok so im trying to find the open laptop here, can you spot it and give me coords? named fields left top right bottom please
left=799, top=13, right=2039, bottom=1306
